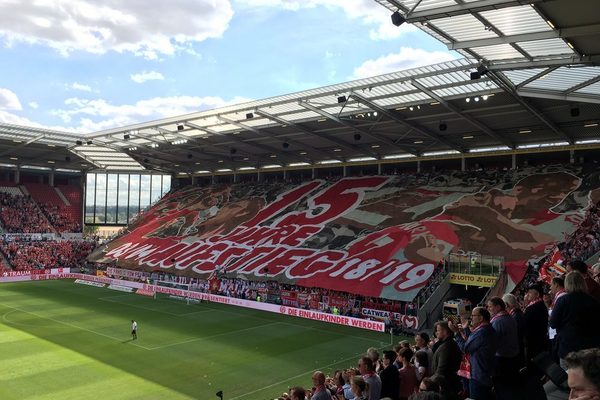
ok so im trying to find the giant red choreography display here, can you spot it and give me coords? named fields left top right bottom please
left=89, top=166, right=595, bottom=301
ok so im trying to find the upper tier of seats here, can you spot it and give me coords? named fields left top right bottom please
left=0, top=184, right=83, bottom=233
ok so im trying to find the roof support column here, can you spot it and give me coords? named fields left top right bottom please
left=191, top=174, right=196, bottom=186
left=283, top=169, right=288, bottom=182
left=570, top=149, right=575, bottom=164
left=14, top=165, right=20, bottom=185
left=257, top=171, right=262, bottom=182
left=49, top=168, right=55, bottom=187
left=417, top=160, right=421, bottom=173
left=234, top=172, right=238, bottom=183
left=378, top=163, right=382, bottom=175
left=343, top=165, right=347, bottom=177
left=512, top=154, right=516, bottom=170
left=312, top=168, right=316, bottom=179
left=461, top=157, right=466, bottom=172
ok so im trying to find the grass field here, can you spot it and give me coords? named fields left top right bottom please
left=0, top=280, right=395, bottom=400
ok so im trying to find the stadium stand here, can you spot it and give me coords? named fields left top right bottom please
left=0, top=192, right=53, bottom=233
left=26, top=183, right=82, bottom=233
left=0, top=239, right=96, bottom=271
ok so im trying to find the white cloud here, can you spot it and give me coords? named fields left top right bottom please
left=49, top=95, right=252, bottom=133
left=352, top=47, right=456, bottom=79
left=28, top=101, right=39, bottom=109
left=71, top=82, right=92, bottom=92
left=0, top=88, right=22, bottom=110
left=234, top=0, right=417, bottom=40
left=130, top=71, right=165, bottom=84
left=0, top=1, right=234, bottom=58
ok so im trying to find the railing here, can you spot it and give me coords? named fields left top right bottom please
left=447, top=253, right=504, bottom=276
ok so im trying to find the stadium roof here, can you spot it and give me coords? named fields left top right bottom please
left=375, top=0, right=600, bottom=66
left=0, top=0, right=598, bottom=174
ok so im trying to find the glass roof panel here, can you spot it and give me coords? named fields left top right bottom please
left=479, top=5, right=551, bottom=35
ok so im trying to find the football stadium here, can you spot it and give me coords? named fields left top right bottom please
left=1, top=1, right=600, bottom=400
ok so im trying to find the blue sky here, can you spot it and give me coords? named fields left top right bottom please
left=0, top=0, right=456, bottom=134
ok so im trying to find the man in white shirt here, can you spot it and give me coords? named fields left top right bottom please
left=131, top=320, right=137, bottom=340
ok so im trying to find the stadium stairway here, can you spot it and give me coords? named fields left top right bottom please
left=416, top=273, right=452, bottom=330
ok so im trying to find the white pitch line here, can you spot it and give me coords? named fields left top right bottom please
left=228, top=344, right=390, bottom=400
left=147, top=321, right=281, bottom=351
left=0, top=303, right=152, bottom=350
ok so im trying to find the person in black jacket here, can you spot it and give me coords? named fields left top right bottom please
left=379, top=350, right=400, bottom=400
left=523, top=283, right=549, bottom=400
left=550, top=271, right=600, bottom=370
left=432, top=321, right=462, bottom=400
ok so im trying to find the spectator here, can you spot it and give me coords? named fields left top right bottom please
left=486, top=296, right=520, bottom=400
left=358, top=356, right=381, bottom=400
left=431, top=321, right=462, bottom=398
left=522, top=283, right=549, bottom=400
left=379, top=350, right=399, bottom=400
left=567, top=260, right=600, bottom=302
left=291, top=386, right=306, bottom=400
left=414, top=332, right=433, bottom=376
left=565, top=348, right=600, bottom=400
left=311, top=371, right=332, bottom=400
left=350, top=376, right=368, bottom=400
left=398, top=347, right=419, bottom=400
left=550, top=272, right=600, bottom=370
left=451, top=307, right=497, bottom=400
left=502, top=293, right=526, bottom=368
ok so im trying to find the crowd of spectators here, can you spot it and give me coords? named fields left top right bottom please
left=0, top=239, right=97, bottom=271
left=112, top=269, right=419, bottom=324
left=0, top=192, right=53, bottom=233
left=39, top=202, right=81, bottom=233
left=558, top=204, right=600, bottom=263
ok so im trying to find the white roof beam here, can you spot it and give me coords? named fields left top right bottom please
left=0, top=134, right=46, bottom=157
left=448, top=24, right=600, bottom=50
left=516, top=66, right=560, bottom=89
left=349, top=93, right=463, bottom=153
left=404, top=0, right=549, bottom=23
left=564, top=75, right=600, bottom=94
left=185, top=122, right=277, bottom=165
left=410, top=79, right=515, bottom=149
left=489, top=72, right=574, bottom=143
left=517, top=89, right=600, bottom=104
left=254, top=109, right=376, bottom=159
left=299, top=101, right=415, bottom=156
left=218, top=116, right=310, bottom=164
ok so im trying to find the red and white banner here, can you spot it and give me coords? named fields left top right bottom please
left=361, top=307, right=419, bottom=329
left=107, top=267, right=148, bottom=280
left=74, top=279, right=105, bottom=288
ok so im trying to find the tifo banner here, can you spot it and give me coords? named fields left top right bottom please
left=448, top=273, right=498, bottom=287
left=88, top=167, right=594, bottom=300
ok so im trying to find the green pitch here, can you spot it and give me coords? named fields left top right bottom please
left=0, top=280, right=395, bottom=400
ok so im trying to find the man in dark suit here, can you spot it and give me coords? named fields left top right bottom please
left=432, top=320, right=462, bottom=400
left=379, top=350, right=400, bottom=400
left=523, top=283, right=549, bottom=400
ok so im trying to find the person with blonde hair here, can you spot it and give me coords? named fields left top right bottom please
left=550, top=272, right=600, bottom=370
left=350, top=376, right=368, bottom=400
